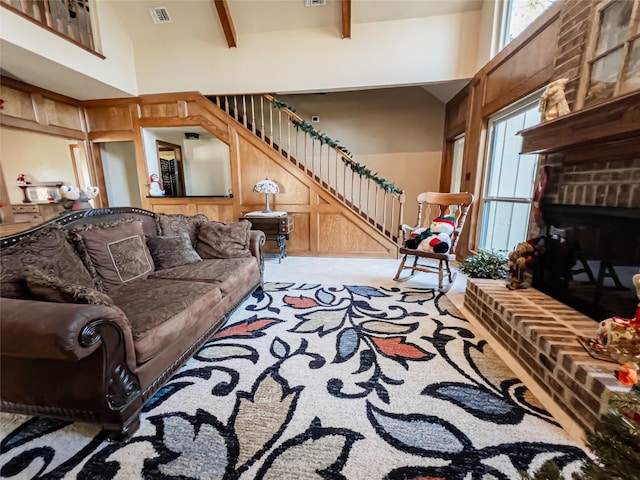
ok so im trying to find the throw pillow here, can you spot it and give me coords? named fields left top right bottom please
left=0, top=223, right=95, bottom=299
left=23, top=265, right=114, bottom=306
left=70, top=218, right=155, bottom=292
left=146, top=233, right=202, bottom=270
left=196, top=220, right=252, bottom=259
left=155, top=213, right=208, bottom=246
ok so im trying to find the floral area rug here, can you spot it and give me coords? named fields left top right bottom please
left=0, top=283, right=587, bottom=479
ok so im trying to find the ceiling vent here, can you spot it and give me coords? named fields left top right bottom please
left=149, top=7, right=172, bottom=24
left=304, top=0, right=326, bottom=7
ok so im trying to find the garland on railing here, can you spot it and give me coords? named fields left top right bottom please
left=271, top=99, right=401, bottom=194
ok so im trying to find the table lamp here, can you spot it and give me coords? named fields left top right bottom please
left=253, top=179, right=280, bottom=213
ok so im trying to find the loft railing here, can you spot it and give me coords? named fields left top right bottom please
left=1, top=0, right=96, bottom=53
left=211, top=94, right=405, bottom=243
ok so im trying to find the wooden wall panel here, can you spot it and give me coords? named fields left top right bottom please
left=85, top=105, right=134, bottom=132
left=318, top=213, right=394, bottom=256
left=483, top=15, right=560, bottom=115
left=0, top=85, right=36, bottom=121
left=196, top=204, right=235, bottom=223
left=140, top=102, right=180, bottom=119
left=444, top=87, right=470, bottom=140
left=287, top=212, right=311, bottom=253
left=43, top=97, right=83, bottom=130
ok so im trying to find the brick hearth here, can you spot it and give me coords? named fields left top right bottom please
left=464, top=278, right=630, bottom=432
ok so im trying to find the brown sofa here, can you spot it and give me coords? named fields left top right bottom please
left=0, top=207, right=265, bottom=440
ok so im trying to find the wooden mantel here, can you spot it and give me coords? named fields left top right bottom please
left=519, top=90, right=640, bottom=156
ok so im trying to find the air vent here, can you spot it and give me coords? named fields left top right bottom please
left=149, top=7, right=172, bottom=24
left=304, top=0, right=326, bottom=7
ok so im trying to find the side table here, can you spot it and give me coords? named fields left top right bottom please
left=241, top=213, right=294, bottom=263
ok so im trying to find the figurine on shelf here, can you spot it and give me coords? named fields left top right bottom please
left=16, top=174, right=27, bottom=185
left=149, top=174, right=165, bottom=197
left=539, top=78, right=570, bottom=121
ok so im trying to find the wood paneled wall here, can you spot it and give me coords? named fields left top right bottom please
left=442, top=3, right=564, bottom=258
left=1, top=78, right=397, bottom=257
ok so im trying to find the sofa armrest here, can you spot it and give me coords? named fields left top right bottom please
left=249, top=230, right=266, bottom=273
left=1, top=297, right=136, bottom=367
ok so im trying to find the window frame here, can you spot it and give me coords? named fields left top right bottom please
left=578, top=0, right=640, bottom=108
left=477, top=92, right=543, bottom=253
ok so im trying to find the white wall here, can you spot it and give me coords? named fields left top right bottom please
left=183, top=139, right=232, bottom=196
left=0, top=129, right=77, bottom=205
left=134, top=10, right=481, bottom=95
left=100, top=142, right=141, bottom=208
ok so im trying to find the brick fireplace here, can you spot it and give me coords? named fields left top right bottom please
left=464, top=91, right=640, bottom=433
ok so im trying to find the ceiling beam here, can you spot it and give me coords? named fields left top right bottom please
left=213, top=0, right=237, bottom=48
left=341, top=0, right=351, bottom=39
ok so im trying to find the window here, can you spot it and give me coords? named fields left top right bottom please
left=478, top=95, right=541, bottom=253
left=583, top=0, right=640, bottom=106
left=500, top=0, right=556, bottom=49
left=450, top=136, right=465, bottom=193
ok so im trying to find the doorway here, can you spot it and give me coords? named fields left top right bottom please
left=99, top=141, right=141, bottom=208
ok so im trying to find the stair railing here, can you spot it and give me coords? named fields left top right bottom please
left=212, top=94, right=405, bottom=243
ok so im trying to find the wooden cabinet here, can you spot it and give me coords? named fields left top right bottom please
left=11, top=203, right=64, bottom=225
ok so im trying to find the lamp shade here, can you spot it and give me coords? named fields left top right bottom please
left=253, top=179, right=280, bottom=195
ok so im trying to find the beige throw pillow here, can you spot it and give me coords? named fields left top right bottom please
left=196, top=220, right=251, bottom=259
left=70, top=218, right=155, bottom=291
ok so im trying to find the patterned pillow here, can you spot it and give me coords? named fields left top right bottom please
left=146, top=234, right=202, bottom=270
left=155, top=213, right=209, bottom=246
left=196, top=220, right=252, bottom=259
left=70, top=218, right=155, bottom=292
left=0, top=223, right=95, bottom=299
left=24, top=266, right=114, bottom=306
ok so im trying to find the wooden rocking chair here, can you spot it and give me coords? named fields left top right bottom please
left=394, top=192, right=474, bottom=292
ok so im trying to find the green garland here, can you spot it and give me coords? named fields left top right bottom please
left=271, top=98, right=402, bottom=195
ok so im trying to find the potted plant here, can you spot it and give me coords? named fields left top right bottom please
left=458, top=250, right=508, bottom=279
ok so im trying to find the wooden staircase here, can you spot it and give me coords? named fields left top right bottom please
left=207, top=94, right=405, bottom=244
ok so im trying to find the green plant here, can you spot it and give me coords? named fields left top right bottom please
left=458, top=250, right=508, bottom=279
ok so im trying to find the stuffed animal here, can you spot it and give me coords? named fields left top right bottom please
left=596, top=273, right=640, bottom=349
left=507, top=241, right=537, bottom=290
left=539, top=78, right=570, bottom=121
left=149, top=174, right=165, bottom=197
left=405, top=216, right=456, bottom=254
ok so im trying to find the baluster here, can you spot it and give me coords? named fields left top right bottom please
left=287, top=117, right=291, bottom=160
left=71, top=1, right=85, bottom=46
left=382, top=195, right=388, bottom=235
left=224, top=96, right=230, bottom=114
left=250, top=95, right=256, bottom=134
left=242, top=96, right=247, bottom=128
left=43, top=0, right=53, bottom=28
left=342, top=161, right=347, bottom=202
left=233, top=96, right=239, bottom=122
left=82, top=0, right=95, bottom=50
left=366, top=179, right=371, bottom=222
left=374, top=186, right=379, bottom=228
left=334, top=150, right=338, bottom=195
left=260, top=96, right=265, bottom=140
left=61, top=0, right=75, bottom=41
left=390, top=195, right=395, bottom=238
left=278, top=110, right=282, bottom=154
left=269, top=103, right=274, bottom=146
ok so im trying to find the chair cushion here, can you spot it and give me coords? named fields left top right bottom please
left=146, top=234, right=202, bottom=270
left=109, top=278, right=222, bottom=363
left=70, top=218, right=155, bottom=292
left=23, top=266, right=114, bottom=306
left=155, top=213, right=208, bottom=246
left=195, top=220, right=251, bottom=259
left=0, top=223, right=95, bottom=299
left=149, top=257, right=260, bottom=295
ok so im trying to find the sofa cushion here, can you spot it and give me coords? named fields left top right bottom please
left=0, top=223, right=95, bottom=299
left=196, top=220, right=252, bottom=259
left=149, top=257, right=260, bottom=295
left=70, top=218, right=155, bottom=292
left=109, top=278, right=222, bottom=363
left=146, top=234, right=202, bottom=270
left=23, top=266, right=114, bottom=306
left=155, top=213, right=208, bottom=246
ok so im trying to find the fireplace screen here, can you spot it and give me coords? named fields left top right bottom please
left=534, top=204, right=640, bottom=321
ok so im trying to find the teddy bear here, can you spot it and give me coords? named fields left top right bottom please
left=405, top=216, right=456, bottom=254
left=507, top=241, right=538, bottom=290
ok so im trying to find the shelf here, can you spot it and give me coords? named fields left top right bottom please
left=519, top=90, right=640, bottom=155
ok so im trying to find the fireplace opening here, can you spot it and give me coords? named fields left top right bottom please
left=534, top=204, right=640, bottom=321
